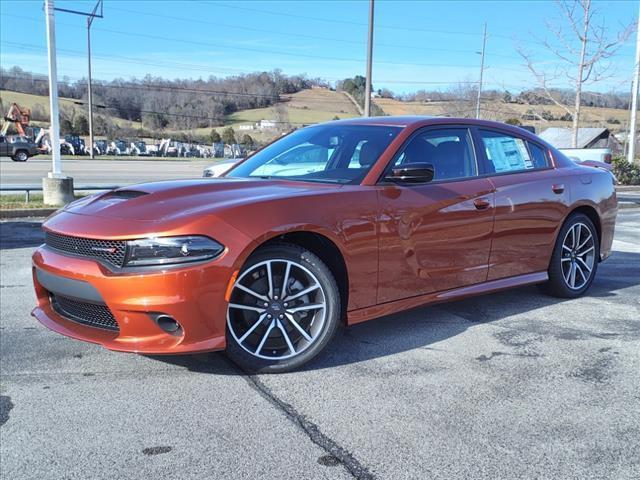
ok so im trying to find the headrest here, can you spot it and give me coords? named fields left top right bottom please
left=359, top=141, right=382, bottom=167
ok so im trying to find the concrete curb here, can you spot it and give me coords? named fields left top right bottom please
left=616, top=185, right=640, bottom=192
left=0, top=208, right=57, bottom=219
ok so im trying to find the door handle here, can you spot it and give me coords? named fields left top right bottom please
left=552, top=184, right=565, bottom=194
left=473, top=198, right=491, bottom=210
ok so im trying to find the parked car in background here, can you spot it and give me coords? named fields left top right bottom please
left=63, top=135, right=87, bottom=155
left=130, top=141, right=149, bottom=156
left=108, top=140, right=129, bottom=156
left=93, top=140, right=108, bottom=156
left=203, top=159, right=242, bottom=177
left=0, top=134, right=39, bottom=161
left=559, top=147, right=612, bottom=164
left=32, top=117, right=617, bottom=372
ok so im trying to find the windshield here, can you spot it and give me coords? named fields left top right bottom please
left=227, top=124, right=401, bottom=184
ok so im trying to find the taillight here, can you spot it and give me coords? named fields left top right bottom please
left=604, top=153, right=612, bottom=164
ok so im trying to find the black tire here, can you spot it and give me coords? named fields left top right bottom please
left=12, top=150, right=28, bottom=162
left=541, top=213, right=599, bottom=298
left=225, top=243, right=341, bottom=373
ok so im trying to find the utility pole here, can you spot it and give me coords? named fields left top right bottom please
left=475, top=22, right=487, bottom=120
left=627, top=4, right=639, bottom=164
left=87, top=19, right=94, bottom=158
left=86, top=1, right=102, bottom=159
left=364, top=0, right=374, bottom=117
left=53, top=0, right=103, bottom=159
left=45, top=0, right=61, bottom=178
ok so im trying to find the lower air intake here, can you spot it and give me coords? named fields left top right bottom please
left=51, top=294, right=119, bottom=331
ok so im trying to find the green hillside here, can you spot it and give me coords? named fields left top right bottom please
left=1, top=87, right=358, bottom=142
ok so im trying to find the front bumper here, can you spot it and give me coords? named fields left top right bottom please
left=31, top=246, right=232, bottom=354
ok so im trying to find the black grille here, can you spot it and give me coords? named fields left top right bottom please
left=45, top=231, right=126, bottom=268
left=51, top=295, right=119, bottom=331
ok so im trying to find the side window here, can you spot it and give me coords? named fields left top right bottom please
left=393, top=128, right=477, bottom=181
left=527, top=142, right=551, bottom=169
left=480, top=130, right=541, bottom=173
left=272, top=143, right=328, bottom=165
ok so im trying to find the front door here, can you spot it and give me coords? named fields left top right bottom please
left=376, top=127, right=495, bottom=304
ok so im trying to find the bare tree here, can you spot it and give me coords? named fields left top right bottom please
left=272, top=101, right=291, bottom=132
left=518, top=0, right=634, bottom=147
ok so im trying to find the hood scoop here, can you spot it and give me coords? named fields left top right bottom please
left=102, top=189, right=149, bottom=200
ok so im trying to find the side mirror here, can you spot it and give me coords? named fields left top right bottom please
left=386, top=162, right=435, bottom=184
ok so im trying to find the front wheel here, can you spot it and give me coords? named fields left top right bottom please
left=12, top=150, right=28, bottom=162
left=542, top=213, right=599, bottom=298
left=225, top=243, right=340, bottom=373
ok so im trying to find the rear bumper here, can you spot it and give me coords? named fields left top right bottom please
left=31, top=246, right=231, bottom=354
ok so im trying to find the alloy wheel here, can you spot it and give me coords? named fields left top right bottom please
left=561, top=222, right=596, bottom=290
left=227, top=259, right=327, bottom=360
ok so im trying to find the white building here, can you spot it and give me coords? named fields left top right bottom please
left=259, top=119, right=277, bottom=130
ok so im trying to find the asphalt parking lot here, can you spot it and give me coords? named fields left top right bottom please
left=1, top=210, right=639, bottom=480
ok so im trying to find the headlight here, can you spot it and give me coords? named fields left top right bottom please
left=125, top=236, right=224, bottom=267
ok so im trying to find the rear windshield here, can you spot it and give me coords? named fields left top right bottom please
left=227, top=124, right=401, bottom=184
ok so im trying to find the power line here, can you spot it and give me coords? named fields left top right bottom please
left=106, top=6, right=501, bottom=57
left=0, top=42, right=490, bottom=86
left=2, top=41, right=260, bottom=77
left=2, top=13, right=482, bottom=69
left=209, top=1, right=486, bottom=37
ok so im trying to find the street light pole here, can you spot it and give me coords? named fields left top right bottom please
left=43, top=0, right=74, bottom=206
left=627, top=4, right=639, bottom=164
left=364, top=0, right=374, bottom=117
left=44, top=0, right=61, bottom=177
left=475, top=23, right=487, bottom=120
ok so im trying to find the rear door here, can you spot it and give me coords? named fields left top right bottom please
left=376, top=126, right=495, bottom=304
left=474, top=128, right=569, bottom=280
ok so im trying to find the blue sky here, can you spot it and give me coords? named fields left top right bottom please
left=1, top=0, right=637, bottom=94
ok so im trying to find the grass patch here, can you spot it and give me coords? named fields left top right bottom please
left=0, top=193, right=87, bottom=210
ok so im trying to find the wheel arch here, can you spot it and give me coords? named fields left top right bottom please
left=12, top=149, right=28, bottom=160
left=237, top=230, right=350, bottom=322
left=566, top=204, right=602, bottom=249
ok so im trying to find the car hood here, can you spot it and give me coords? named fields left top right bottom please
left=62, top=178, right=340, bottom=221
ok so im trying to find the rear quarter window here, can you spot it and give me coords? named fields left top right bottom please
left=479, top=130, right=549, bottom=173
left=527, top=142, right=551, bottom=169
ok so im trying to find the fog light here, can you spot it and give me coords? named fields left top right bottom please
left=155, top=315, right=182, bottom=334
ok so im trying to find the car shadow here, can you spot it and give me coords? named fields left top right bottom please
left=0, top=221, right=44, bottom=249
left=150, top=249, right=640, bottom=374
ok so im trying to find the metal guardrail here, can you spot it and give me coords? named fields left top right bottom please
left=0, top=185, right=120, bottom=203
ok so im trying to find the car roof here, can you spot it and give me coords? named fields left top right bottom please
left=321, top=115, right=549, bottom=144
left=322, top=115, right=531, bottom=131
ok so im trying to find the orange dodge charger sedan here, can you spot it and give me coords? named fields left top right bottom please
left=32, top=117, right=617, bottom=372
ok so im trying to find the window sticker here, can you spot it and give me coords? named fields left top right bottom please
left=483, top=135, right=533, bottom=172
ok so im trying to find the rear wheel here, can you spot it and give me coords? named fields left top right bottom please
left=12, top=150, right=28, bottom=162
left=225, top=244, right=340, bottom=373
left=542, top=213, right=599, bottom=298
